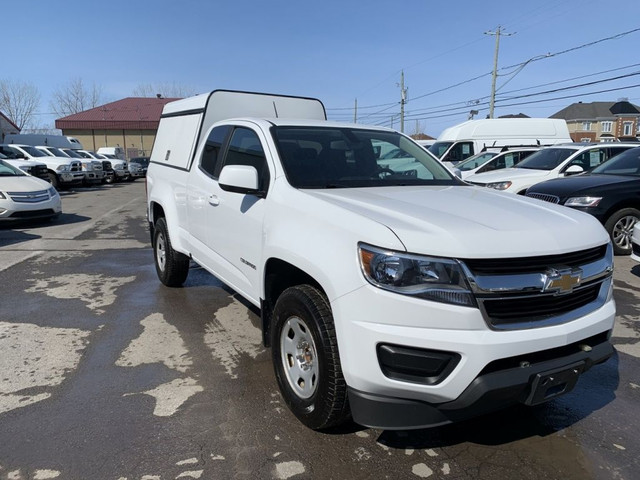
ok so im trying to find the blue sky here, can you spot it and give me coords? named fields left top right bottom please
left=4, top=0, right=640, bottom=137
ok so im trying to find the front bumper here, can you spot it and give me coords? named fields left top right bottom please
left=331, top=283, right=616, bottom=429
left=60, top=172, right=85, bottom=185
left=0, top=197, right=62, bottom=222
left=348, top=331, right=613, bottom=429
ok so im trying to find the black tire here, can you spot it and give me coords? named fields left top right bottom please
left=271, top=285, right=350, bottom=430
left=153, top=217, right=189, bottom=286
left=604, top=207, right=640, bottom=255
left=48, top=172, right=60, bottom=190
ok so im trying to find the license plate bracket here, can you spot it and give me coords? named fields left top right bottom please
left=524, top=361, right=585, bottom=406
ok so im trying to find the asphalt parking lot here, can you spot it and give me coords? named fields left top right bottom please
left=0, top=181, right=639, bottom=480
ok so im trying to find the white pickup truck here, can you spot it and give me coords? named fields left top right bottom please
left=146, top=90, right=616, bottom=430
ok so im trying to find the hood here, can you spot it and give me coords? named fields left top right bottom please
left=0, top=175, right=52, bottom=191
left=528, top=174, right=639, bottom=197
left=468, top=167, right=553, bottom=184
left=305, top=185, right=609, bottom=258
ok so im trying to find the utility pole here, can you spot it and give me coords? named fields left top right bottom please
left=485, top=26, right=514, bottom=119
left=354, top=98, right=358, bottom=123
left=398, top=70, right=408, bottom=133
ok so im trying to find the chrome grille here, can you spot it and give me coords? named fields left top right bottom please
left=461, top=243, right=613, bottom=330
left=526, top=192, right=560, bottom=204
left=70, top=161, right=82, bottom=172
left=8, top=189, right=50, bottom=203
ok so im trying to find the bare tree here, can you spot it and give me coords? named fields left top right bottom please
left=132, top=82, right=197, bottom=98
left=50, top=78, right=104, bottom=117
left=0, top=79, right=41, bottom=130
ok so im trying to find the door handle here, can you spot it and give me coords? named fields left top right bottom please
left=208, top=195, right=220, bottom=206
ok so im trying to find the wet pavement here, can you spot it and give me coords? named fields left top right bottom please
left=0, top=181, right=639, bottom=479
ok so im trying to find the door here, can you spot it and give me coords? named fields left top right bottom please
left=190, top=124, right=270, bottom=304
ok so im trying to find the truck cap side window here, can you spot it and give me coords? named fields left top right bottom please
left=200, top=125, right=231, bottom=178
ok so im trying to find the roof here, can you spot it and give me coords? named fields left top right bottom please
left=0, top=110, right=20, bottom=132
left=55, top=97, right=181, bottom=130
left=551, top=101, right=640, bottom=120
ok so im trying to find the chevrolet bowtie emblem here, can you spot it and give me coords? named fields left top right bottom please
left=543, top=267, right=582, bottom=294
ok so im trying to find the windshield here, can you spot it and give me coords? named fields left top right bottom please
left=75, top=150, right=93, bottom=158
left=515, top=147, right=576, bottom=171
left=428, top=141, right=453, bottom=159
left=0, top=159, right=25, bottom=176
left=62, top=148, right=83, bottom=158
left=456, top=152, right=497, bottom=171
left=45, top=147, right=67, bottom=157
left=20, top=146, right=48, bottom=157
left=272, top=126, right=457, bottom=189
left=590, top=147, right=640, bottom=176
left=130, top=157, right=150, bottom=166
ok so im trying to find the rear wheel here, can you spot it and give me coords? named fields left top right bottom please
left=271, top=285, right=350, bottom=430
left=605, top=208, right=640, bottom=255
left=153, top=217, right=189, bottom=286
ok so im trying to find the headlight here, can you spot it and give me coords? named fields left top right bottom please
left=485, top=181, right=512, bottom=191
left=56, top=165, right=70, bottom=172
left=0, top=191, right=6, bottom=199
left=565, top=196, right=602, bottom=207
left=358, top=244, right=475, bottom=307
left=48, top=187, right=58, bottom=198
left=114, top=164, right=124, bottom=170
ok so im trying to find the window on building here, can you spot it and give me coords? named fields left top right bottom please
left=582, top=121, right=592, bottom=131
left=601, top=121, right=612, bottom=133
left=623, top=122, right=633, bottom=136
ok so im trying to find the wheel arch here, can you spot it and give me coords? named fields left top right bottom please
left=261, top=258, right=327, bottom=348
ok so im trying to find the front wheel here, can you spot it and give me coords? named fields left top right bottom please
left=271, top=285, right=350, bottom=430
left=605, top=207, right=640, bottom=255
left=153, top=217, right=189, bottom=286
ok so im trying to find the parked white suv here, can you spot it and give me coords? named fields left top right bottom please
left=146, top=90, right=615, bottom=431
left=0, top=144, right=84, bottom=189
left=467, top=143, right=638, bottom=194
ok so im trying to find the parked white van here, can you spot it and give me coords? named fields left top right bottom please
left=4, top=134, right=83, bottom=150
left=428, top=118, right=572, bottom=164
left=96, top=146, right=125, bottom=160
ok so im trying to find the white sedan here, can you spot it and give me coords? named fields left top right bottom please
left=0, top=159, right=62, bottom=223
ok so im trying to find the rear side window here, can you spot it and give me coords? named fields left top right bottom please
left=200, top=125, right=231, bottom=177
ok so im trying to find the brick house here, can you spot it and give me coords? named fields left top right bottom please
left=550, top=101, right=640, bottom=143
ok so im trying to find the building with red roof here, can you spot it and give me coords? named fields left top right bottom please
left=0, top=110, right=20, bottom=143
left=55, top=96, right=180, bottom=158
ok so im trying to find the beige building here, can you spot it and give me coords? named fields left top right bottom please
left=55, top=96, right=180, bottom=158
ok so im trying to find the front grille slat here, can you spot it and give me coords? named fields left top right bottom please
left=8, top=190, right=50, bottom=203
left=484, top=285, right=600, bottom=323
left=526, top=192, right=560, bottom=204
left=463, top=245, right=606, bottom=274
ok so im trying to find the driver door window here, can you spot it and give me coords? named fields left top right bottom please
left=218, top=127, right=269, bottom=191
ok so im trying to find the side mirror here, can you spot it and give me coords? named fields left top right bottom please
left=564, top=165, right=584, bottom=175
left=219, top=164, right=262, bottom=196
